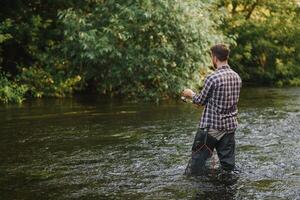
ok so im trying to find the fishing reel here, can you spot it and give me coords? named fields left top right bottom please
left=181, top=96, right=193, bottom=103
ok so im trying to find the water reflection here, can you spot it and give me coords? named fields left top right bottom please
left=0, top=87, right=299, bottom=199
left=188, top=170, right=239, bottom=200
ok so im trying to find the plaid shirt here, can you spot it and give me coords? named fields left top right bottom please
left=192, top=65, right=242, bottom=130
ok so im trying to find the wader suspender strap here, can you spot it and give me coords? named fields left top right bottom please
left=203, top=127, right=208, bottom=144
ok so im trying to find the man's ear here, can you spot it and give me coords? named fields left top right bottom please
left=212, top=55, right=216, bottom=63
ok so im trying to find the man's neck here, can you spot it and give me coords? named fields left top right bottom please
left=216, top=61, right=228, bottom=70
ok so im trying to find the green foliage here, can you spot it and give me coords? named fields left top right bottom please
left=218, top=0, right=300, bottom=86
left=0, top=0, right=84, bottom=102
left=0, top=19, right=13, bottom=64
left=288, top=78, right=300, bottom=86
left=17, top=66, right=82, bottom=98
left=0, top=0, right=80, bottom=72
left=0, top=0, right=299, bottom=103
left=0, top=20, right=12, bottom=44
left=0, top=73, right=28, bottom=104
left=58, top=0, right=228, bottom=100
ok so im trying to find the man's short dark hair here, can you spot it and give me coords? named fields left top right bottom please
left=210, top=44, right=230, bottom=61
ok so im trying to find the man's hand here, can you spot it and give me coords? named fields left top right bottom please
left=181, top=89, right=195, bottom=99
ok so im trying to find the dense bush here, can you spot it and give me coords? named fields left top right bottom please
left=17, top=66, right=82, bottom=98
left=0, top=0, right=300, bottom=103
left=218, top=0, right=300, bottom=86
left=0, top=73, right=27, bottom=103
left=58, top=0, right=228, bottom=101
left=0, top=0, right=86, bottom=102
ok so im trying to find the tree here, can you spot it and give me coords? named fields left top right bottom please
left=217, top=0, right=300, bottom=86
left=58, top=0, right=229, bottom=100
left=0, top=0, right=84, bottom=101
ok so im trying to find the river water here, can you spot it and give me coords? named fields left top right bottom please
left=0, top=87, right=299, bottom=199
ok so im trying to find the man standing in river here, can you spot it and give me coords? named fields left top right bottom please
left=182, top=44, right=242, bottom=174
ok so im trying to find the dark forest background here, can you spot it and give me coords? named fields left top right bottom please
left=1, top=0, right=299, bottom=103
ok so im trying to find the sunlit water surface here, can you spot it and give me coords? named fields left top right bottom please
left=0, top=88, right=299, bottom=199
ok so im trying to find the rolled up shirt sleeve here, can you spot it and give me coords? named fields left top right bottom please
left=192, top=76, right=215, bottom=105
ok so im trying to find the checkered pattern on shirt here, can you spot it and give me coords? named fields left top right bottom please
left=192, top=65, right=242, bottom=130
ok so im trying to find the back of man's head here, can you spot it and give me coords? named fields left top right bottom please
left=210, top=44, right=230, bottom=61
